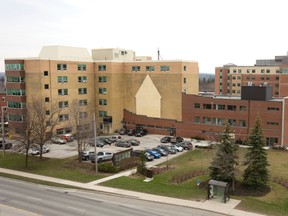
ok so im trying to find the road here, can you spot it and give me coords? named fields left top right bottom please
left=0, top=177, right=225, bottom=216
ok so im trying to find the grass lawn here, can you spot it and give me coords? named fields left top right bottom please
left=101, top=148, right=288, bottom=216
left=0, top=152, right=106, bottom=183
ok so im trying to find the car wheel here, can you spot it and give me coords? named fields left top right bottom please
left=98, top=158, right=102, bottom=163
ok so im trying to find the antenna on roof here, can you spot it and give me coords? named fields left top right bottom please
left=157, top=48, right=162, bottom=60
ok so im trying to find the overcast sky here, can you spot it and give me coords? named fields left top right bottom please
left=0, top=0, right=287, bottom=73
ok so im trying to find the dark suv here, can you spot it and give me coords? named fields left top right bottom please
left=0, top=140, right=12, bottom=149
left=134, top=129, right=148, bottom=137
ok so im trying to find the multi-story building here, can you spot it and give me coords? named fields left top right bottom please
left=215, top=52, right=288, bottom=97
left=4, top=46, right=199, bottom=135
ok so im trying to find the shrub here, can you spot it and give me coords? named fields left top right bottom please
left=171, top=170, right=208, bottom=183
left=98, top=162, right=118, bottom=173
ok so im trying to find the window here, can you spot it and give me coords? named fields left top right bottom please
left=203, top=117, right=212, bottom=124
left=2, top=97, right=5, bottom=102
left=5, top=63, right=24, bottom=71
left=237, top=83, right=241, bottom=87
left=146, top=66, right=155, bottom=72
left=228, top=119, right=236, bottom=126
left=79, top=112, right=88, bottom=119
left=261, top=76, right=265, bottom=80
left=216, top=104, right=225, bottom=110
left=194, top=116, right=200, bottom=123
left=276, top=76, right=279, bottom=80
left=247, top=69, right=250, bottom=73
left=232, top=76, right=236, bottom=80
left=275, top=83, right=279, bottom=87
left=78, top=64, right=86, bottom=71
left=267, top=107, right=279, bottom=111
left=261, top=69, right=265, bottom=73
left=240, top=105, right=246, bottom=111
left=184, top=66, right=186, bottom=71
left=78, top=76, right=87, bottom=83
left=98, top=76, right=107, bottom=83
left=99, top=111, right=107, bottom=117
left=44, top=71, right=48, bottom=76
left=46, top=110, right=50, bottom=115
left=98, top=65, right=106, bottom=71
left=237, top=90, right=241, bottom=94
left=227, top=105, right=236, bottom=111
left=183, top=77, right=186, bottom=84
left=266, top=69, right=270, bottom=73
left=59, top=114, right=69, bottom=121
left=203, top=104, right=212, bottom=109
left=99, top=99, right=107, bottom=105
left=237, top=76, right=241, bottom=80
left=78, top=88, right=87, bottom=94
left=267, top=122, right=279, bottom=126
left=194, top=103, right=200, bottom=108
left=239, top=120, right=246, bottom=127
left=79, top=99, right=87, bottom=106
left=266, top=77, right=270, bottom=80
left=238, top=69, right=242, bottom=73
left=233, top=69, right=236, bottom=73
left=6, top=89, right=26, bottom=96
left=160, top=65, right=170, bottom=72
left=58, top=101, right=68, bottom=108
left=8, top=114, right=23, bottom=122
left=44, top=84, right=49, bottom=89
left=99, top=88, right=107, bottom=94
left=58, top=76, right=68, bottom=83
left=45, top=97, right=49, bottom=102
left=58, top=89, right=68, bottom=96
left=8, top=101, right=25, bottom=109
left=6, top=76, right=24, bottom=83
left=57, top=64, right=67, bottom=70
left=132, top=66, right=140, bottom=72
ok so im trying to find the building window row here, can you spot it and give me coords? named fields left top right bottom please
left=5, top=64, right=24, bottom=71
left=79, top=99, right=88, bottom=106
left=267, top=107, right=279, bottom=111
left=6, top=76, right=25, bottom=83
left=78, top=76, right=87, bottom=83
left=99, top=88, right=107, bottom=94
left=8, top=101, right=26, bottom=109
left=267, top=122, right=279, bottom=126
left=98, top=65, right=106, bottom=71
left=131, top=65, right=170, bottom=72
left=195, top=116, right=246, bottom=127
left=58, top=76, right=68, bottom=83
left=8, top=114, right=23, bottom=122
left=6, top=89, right=26, bottom=96
left=200, top=103, right=239, bottom=111
left=58, top=89, right=68, bottom=96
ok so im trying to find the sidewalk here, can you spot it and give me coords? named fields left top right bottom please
left=0, top=167, right=266, bottom=216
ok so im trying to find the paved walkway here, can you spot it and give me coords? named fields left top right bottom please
left=0, top=167, right=266, bottom=216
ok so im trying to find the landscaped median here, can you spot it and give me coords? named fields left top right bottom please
left=0, top=148, right=288, bottom=216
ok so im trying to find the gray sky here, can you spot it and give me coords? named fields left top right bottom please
left=0, top=0, right=287, bottom=73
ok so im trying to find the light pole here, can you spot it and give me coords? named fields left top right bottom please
left=93, top=113, right=98, bottom=174
left=1, top=106, right=6, bottom=157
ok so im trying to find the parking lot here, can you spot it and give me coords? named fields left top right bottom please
left=42, top=134, right=192, bottom=159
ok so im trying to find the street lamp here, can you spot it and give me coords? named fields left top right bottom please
left=93, top=113, right=98, bottom=174
left=2, top=106, right=6, bottom=157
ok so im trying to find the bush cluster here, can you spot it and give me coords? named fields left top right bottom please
left=171, top=170, right=208, bottom=183
left=98, top=162, right=119, bottom=173
left=272, top=177, right=288, bottom=188
left=152, top=166, right=174, bottom=175
left=119, top=157, right=140, bottom=171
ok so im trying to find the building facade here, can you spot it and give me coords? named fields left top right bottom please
left=5, top=46, right=199, bottom=135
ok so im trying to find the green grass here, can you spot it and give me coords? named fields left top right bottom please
left=1, top=148, right=288, bottom=216
left=0, top=152, right=106, bottom=183
left=101, top=148, right=288, bottom=216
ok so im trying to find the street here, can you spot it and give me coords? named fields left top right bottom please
left=0, top=177, right=225, bottom=216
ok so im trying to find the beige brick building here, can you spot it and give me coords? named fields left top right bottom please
left=5, top=46, right=199, bottom=135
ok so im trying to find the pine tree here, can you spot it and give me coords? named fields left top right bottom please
left=243, top=116, right=269, bottom=190
left=209, top=124, right=239, bottom=190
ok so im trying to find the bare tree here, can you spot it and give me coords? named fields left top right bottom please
left=31, top=99, right=62, bottom=159
left=69, top=99, right=93, bottom=162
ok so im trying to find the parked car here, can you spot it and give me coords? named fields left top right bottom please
left=171, top=144, right=184, bottom=152
left=146, top=149, right=161, bottom=159
left=28, top=145, right=49, bottom=155
left=0, top=140, right=12, bottom=149
left=90, top=151, right=113, bottom=163
left=134, top=129, right=148, bottom=137
left=119, top=128, right=127, bottom=135
left=51, top=136, right=67, bottom=144
left=160, top=136, right=172, bottom=143
left=81, top=150, right=95, bottom=161
left=127, top=129, right=136, bottom=136
left=126, top=139, right=140, bottom=146
left=132, top=150, right=154, bottom=161
left=152, top=147, right=168, bottom=156
left=108, top=136, right=122, bottom=143
left=115, top=140, right=131, bottom=148
left=170, top=136, right=184, bottom=144
left=177, top=141, right=194, bottom=150
left=157, top=145, right=177, bottom=154
left=60, top=133, right=74, bottom=142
